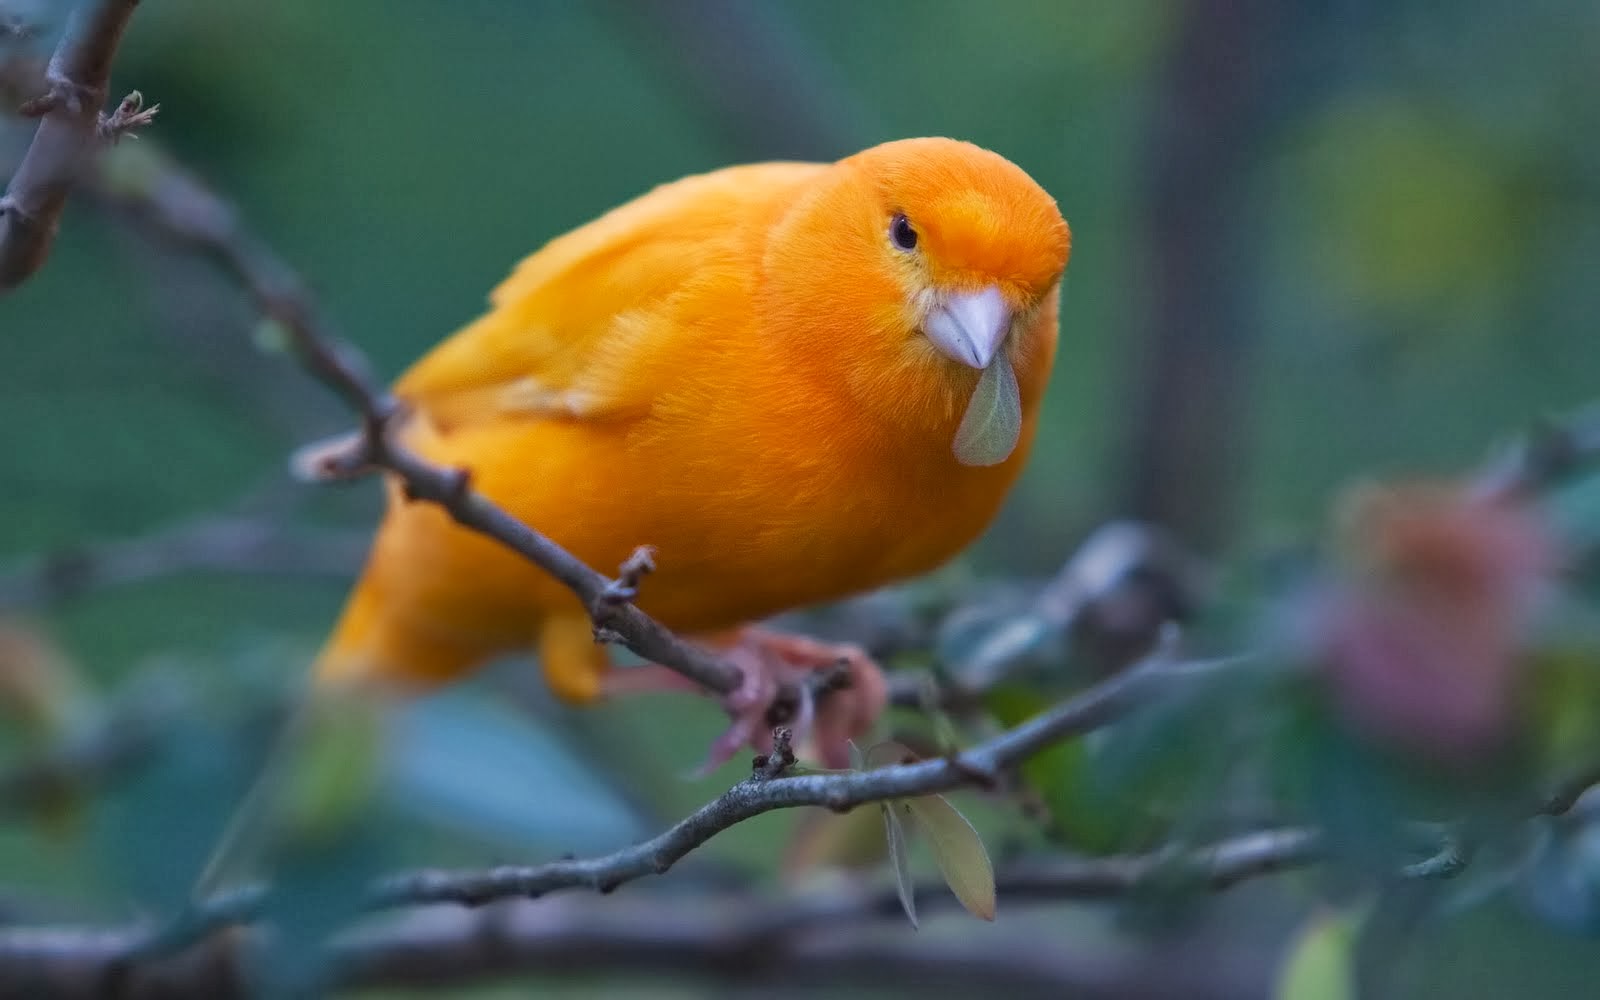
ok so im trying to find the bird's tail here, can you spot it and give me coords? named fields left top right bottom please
left=193, top=562, right=475, bottom=899
left=314, top=541, right=493, bottom=693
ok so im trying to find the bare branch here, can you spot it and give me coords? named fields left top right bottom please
left=14, top=783, right=1573, bottom=997
left=90, top=143, right=1201, bottom=722
left=368, top=652, right=1211, bottom=907
left=95, top=649, right=1212, bottom=973
left=92, top=149, right=749, bottom=698
left=0, top=889, right=1275, bottom=1000
left=0, top=515, right=367, bottom=611
left=0, top=0, right=143, bottom=291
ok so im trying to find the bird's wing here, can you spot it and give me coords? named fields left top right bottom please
left=393, top=162, right=824, bottom=433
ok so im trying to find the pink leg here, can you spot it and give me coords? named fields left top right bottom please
left=659, top=628, right=890, bottom=773
left=600, top=627, right=888, bottom=772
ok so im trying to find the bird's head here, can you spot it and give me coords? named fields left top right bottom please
left=764, top=137, right=1070, bottom=467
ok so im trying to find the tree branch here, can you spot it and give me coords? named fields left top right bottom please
left=91, top=143, right=1224, bottom=725
left=0, top=514, right=367, bottom=611
left=369, top=650, right=1215, bottom=908
left=0, top=888, right=1276, bottom=999
left=115, top=648, right=1223, bottom=971
left=1, top=826, right=1320, bottom=998
left=81, top=133, right=1600, bottom=729
left=10, top=762, right=1592, bottom=996
left=0, top=0, right=144, bottom=291
left=93, top=147, right=750, bottom=697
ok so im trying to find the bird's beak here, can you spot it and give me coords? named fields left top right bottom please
left=924, top=285, right=1010, bottom=369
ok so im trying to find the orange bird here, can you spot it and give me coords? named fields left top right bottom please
left=313, top=137, right=1070, bottom=765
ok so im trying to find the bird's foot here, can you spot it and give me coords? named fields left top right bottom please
left=702, top=628, right=887, bottom=774
left=602, top=628, right=888, bottom=774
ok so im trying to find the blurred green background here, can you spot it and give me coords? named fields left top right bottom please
left=3, top=1, right=1599, bottom=996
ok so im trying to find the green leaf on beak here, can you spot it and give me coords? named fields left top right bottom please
left=953, top=348, right=1022, bottom=467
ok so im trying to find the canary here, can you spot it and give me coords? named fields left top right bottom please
left=313, top=137, right=1070, bottom=764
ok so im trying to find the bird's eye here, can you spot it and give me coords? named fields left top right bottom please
left=890, top=213, right=918, bottom=251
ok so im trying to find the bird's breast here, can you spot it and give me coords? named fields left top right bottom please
left=614, top=394, right=1030, bottom=631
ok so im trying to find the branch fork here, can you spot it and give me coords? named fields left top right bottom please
left=1, top=0, right=147, bottom=292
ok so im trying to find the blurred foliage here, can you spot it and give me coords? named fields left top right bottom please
left=1276, top=903, right=1365, bottom=1000
left=3, top=1, right=1600, bottom=997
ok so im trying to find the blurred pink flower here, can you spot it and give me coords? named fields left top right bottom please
left=1316, top=483, right=1560, bottom=765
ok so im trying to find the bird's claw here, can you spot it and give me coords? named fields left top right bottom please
left=609, top=628, right=888, bottom=776
left=697, top=629, right=887, bottom=773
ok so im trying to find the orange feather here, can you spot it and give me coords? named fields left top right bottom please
left=315, top=137, right=1071, bottom=705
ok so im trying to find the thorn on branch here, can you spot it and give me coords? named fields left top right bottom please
left=17, top=90, right=58, bottom=117
left=752, top=727, right=795, bottom=780
left=289, top=429, right=374, bottom=482
left=97, top=89, right=157, bottom=141
left=600, top=546, right=657, bottom=606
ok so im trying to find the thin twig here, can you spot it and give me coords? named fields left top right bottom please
left=94, top=147, right=749, bottom=697
left=369, top=652, right=1208, bottom=908
left=0, top=515, right=367, bottom=611
left=106, top=649, right=1212, bottom=970
left=0, top=0, right=144, bottom=291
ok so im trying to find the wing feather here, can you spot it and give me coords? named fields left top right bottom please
left=393, top=162, right=823, bottom=432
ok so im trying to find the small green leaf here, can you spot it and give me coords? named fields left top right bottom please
left=883, top=802, right=918, bottom=928
left=1275, top=905, right=1366, bottom=1000
left=906, top=794, right=996, bottom=921
left=847, top=739, right=866, bottom=771
left=953, top=348, right=1022, bottom=467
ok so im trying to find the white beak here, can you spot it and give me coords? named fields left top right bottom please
left=924, top=285, right=1010, bottom=369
